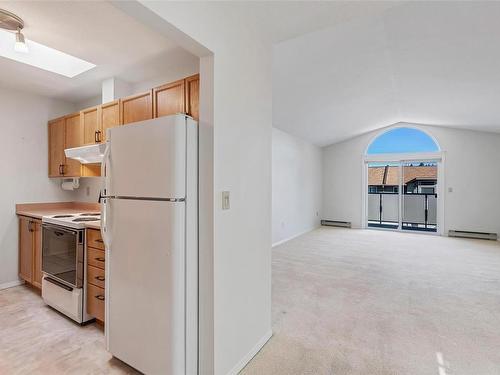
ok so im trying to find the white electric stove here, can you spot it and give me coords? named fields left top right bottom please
left=40, top=212, right=101, bottom=324
left=42, top=212, right=100, bottom=229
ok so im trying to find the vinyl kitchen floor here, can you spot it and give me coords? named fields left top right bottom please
left=241, top=227, right=500, bottom=375
left=0, top=285, right=139, bottom=375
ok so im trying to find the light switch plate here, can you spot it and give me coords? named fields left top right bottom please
left=222, top=191, right=230, bottom=210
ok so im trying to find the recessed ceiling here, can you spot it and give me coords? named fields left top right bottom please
left=273, top=1, right=500, bottom=146
left=0, top=1, right=198, bottom=102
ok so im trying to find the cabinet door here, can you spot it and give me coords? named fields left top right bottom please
left=153, top=79, right=185, bottom=118
left=101, top=100, right=121, bottom=142
left=32, top=221, right=42, bottom=289
left=48, top=118, right=65, bottom=177
left=64, top=113, right=83, bottom=177
left=120, top=91, right=153, bottom=125
left=19, top=217, right=33, bottom=283
left=81, top=106, right=101, bottom=145
left=185, top=74, right=199, bottom=121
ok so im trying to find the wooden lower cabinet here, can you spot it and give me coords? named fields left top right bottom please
left=18, top=216, right=42, bottom=289
left=86, top=228, right=106, bottom=322
left=32, top=222, right=43, bottom=289
left=87, top=283, right=105, bottom=322
left=88, top=247, right=105, bottom=269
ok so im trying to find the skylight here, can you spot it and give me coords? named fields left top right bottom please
left=0, top=29, right=96, bottom=78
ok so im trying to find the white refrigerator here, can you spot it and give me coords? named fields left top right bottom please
left=100, top=114, right=198, bottom=375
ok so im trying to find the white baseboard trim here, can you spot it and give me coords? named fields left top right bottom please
left=226, top=330, right=273, bottom=375
left=0, top=279, right=24, bottom=291
left=272, top=226, right=319, bottom=248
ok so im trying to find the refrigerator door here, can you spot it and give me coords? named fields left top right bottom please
left=106, top=115, right=187, bottom=199
left=105, top=198, right=186, bottom=374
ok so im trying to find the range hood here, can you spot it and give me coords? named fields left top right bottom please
left=65, top=143, right=106, bottom=164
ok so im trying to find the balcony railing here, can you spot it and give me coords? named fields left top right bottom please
left=368, top=192, right=437, bottom=232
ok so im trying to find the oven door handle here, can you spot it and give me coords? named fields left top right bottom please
left=42, top=223, right=78, bottom=235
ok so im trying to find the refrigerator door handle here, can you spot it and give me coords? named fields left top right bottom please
left=100, top=142, right=112, bottom=250
left=101, top=141, right=110, bottom=197
left=101, top=197, right=111, bottom=250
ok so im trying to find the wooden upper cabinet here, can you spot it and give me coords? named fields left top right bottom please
left=185, top=74, right=199, bottom=121
left=19, top=217, right=33, bottom=283
left=48, top=117, right=65, bottom=177
left=101, top=100, right=121, bottom=142
left=153, top=79, right=185, bottom=118
left=64, top=113, right=83, bottom=177
left=81, top=106, right=101, bottom=145
left=120, top=90, right=153, bottom=125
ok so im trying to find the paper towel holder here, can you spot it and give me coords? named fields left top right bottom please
left=61, top=178, right=80, bottom=191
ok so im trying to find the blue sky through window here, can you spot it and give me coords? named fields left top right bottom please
left=367, top=127, right=439, bottom=154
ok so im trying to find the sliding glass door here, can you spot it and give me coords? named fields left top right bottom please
left=367, top=160, right=438, bottom=233
left=402, top=161, right=438, bottom=232
left=367, top=162, right=400, bottom=229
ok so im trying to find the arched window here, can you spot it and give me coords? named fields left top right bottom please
left=367, top=127, right=439, bottom=155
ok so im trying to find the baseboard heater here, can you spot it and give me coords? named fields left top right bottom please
left=321, top=220, right=351, bottom=228
left=448, top=230, right=497, bottom=241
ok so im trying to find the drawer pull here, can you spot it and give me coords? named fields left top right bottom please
left=95, top=276, right=105, bottom=281
left=94, top=257, right=105, bottom=262
left=95, top=295, right=105, bottom=301
left=95, top=239, right=104, bottom=243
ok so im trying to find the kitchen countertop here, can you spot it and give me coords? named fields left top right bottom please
left=16, top=202, right=101, bottom=230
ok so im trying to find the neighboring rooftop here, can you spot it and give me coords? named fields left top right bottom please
left=368, top=165, right=437, bottom=186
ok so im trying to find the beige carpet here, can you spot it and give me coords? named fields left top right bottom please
left=241, top=227, right=500, bottom=375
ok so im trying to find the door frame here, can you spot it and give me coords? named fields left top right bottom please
left=361, top=152, right=445, bottom=235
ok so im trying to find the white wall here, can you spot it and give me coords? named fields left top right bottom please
left=322, top=123, right=500, bottom=235
left=0, top=87, right=76, bottom=287
left=272, top=128, right=322, bottom=245
left=123, top=2, right=273, bottom=375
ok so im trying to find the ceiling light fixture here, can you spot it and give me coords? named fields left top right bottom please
left=15, top=27, right=28, bottom=53
left=0, top=9, right=27, bottom=53
left=0, top=8, right=95, bottom=77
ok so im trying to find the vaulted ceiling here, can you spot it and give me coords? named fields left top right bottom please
left=272, top=1, right=500, bottom=146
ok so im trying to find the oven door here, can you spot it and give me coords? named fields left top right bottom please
left=42, top=224, right=83, bottom=288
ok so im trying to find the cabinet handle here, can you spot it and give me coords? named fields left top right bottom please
left=95, top=276, right=105, bottom=281
left=95, top=239, right=104, bottom=243
left=97, top=130, right=102, bottom=143
left=28, top=220, right=33, bottom=232
left=58, top=164, right=63, bottom=175
left=95, top=295, right=105, bottom=301
left=94, top=257, right=105, bottom=262
left=94, top=130, right=98, bottom=143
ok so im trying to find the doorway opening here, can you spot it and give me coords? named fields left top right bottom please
left=364, top=126, right=442, bottom=233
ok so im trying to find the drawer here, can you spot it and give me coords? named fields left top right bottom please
left=87, top=247, right=105, bottom=270
left=87, top=283, right=105, bottom=321
left=87, top=229, right=104, bottom=250
left=87, top=264, right=105, bottom=288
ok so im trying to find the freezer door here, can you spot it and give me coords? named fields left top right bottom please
left=106, top=115, right=186, bottom=198
left=106, top=198, right=186, bottom=374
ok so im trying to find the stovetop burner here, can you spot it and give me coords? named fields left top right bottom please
left=72, top=217, right=100, bottom=222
